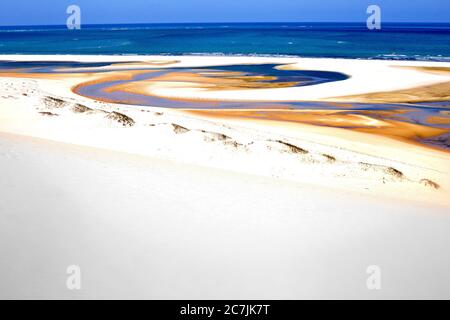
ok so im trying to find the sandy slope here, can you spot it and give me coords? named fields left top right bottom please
left=0, top=55, right=449, bottom=299
left=0, top=75, right=449, bottom=206
left=1, top=132, right=450, bottom=299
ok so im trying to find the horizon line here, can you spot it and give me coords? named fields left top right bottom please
left=1, top=21, right=450, bottom=28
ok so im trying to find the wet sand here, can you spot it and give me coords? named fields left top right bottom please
left=186, top=109, right=449, bottom=150
left=57, top=60, right=450, bottom=150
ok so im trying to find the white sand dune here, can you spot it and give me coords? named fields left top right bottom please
left=0, top=73, right=448, bottom=206
left=0, top=55, right=450, bottom=299
left=1, top=132, right=450, bottom=299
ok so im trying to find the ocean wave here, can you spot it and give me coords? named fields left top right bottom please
left=2, top=50, right=449, bottom=62
left=181, top=52, right=302, bottom=58
left=0, top=28, right=63, bottom=33
left=177, top=52, right=450, bottom=62
left=372, top=53, right=450, bottom=62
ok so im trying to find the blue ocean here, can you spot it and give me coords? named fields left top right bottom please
left=0, top=22, right=449, bottom=61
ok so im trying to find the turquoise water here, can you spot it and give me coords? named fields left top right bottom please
left=0, top=23, right=449, bottom=61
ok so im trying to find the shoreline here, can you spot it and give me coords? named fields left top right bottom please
left=1, top=52, right=449, bottom=63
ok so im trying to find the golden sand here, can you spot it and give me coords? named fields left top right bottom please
left=330, top=67, right=450, bottom=104
left=186, top=109, right=449, bottom=150
left=95, top=70, right=299, bottom=94
left=66, top=67, right=450, bottom=151
left=3, top=64, right=449, bottom=153
left=0, top=71, right=92, bottom=80
left=329, top=81, right=450, bottom=103
left=427, top=115, right=450, bottom=125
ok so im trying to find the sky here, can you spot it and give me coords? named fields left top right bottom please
left=0, top=0, right=449, bottom=26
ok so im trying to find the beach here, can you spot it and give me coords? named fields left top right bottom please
left=1, top=54, right=450, bottom=298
